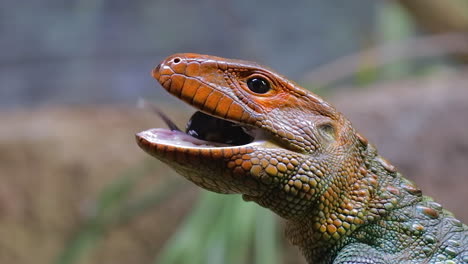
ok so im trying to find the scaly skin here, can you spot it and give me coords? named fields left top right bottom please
left=136, top=53, right=468, bottom=264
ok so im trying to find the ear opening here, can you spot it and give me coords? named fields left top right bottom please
left=317, top=122, right=336, bottom=142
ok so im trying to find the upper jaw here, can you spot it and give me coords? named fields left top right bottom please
left=137, top=53, right=285, bottom=155
left=140, top=52, right=281, bottom=152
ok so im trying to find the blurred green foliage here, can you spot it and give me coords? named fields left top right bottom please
left=55, top=160, right=184, bottom=264
left=155, top=193, right=280, bottom=264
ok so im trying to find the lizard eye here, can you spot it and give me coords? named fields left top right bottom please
left=246, top=77, right=270, bottom=94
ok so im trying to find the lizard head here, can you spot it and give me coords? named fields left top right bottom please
left=137, top=53, right=367, bottom=219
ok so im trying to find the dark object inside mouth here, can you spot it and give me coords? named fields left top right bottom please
left=185, top=111, right=254, bottom=145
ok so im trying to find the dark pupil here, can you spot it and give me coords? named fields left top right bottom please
left=247, top=77, right=270, bottom=94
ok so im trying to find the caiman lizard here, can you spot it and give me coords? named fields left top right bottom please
left=136, top=53, right=468, bottom=264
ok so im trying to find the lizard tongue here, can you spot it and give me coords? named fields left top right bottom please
left=137, top=128, right=230, bottom=148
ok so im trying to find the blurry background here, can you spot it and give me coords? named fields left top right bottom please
left=1, top=0, right=468, bottom=264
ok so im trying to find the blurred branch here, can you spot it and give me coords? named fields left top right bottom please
left=397, top=0, right=468, bottom=33
left=397, top=0, right=468, bottom=62
left=303, top=33, right=468, bottom=87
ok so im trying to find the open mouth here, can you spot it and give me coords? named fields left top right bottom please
left=185, top=111, right=254, bottom=146
left=137, top=104, right=262, bottom=150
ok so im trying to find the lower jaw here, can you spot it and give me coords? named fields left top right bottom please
left=136, top=126, right=276, bottom=152
left=135, top=128, right=261, bottom=164
left=135, top=129, right=263, bottom=194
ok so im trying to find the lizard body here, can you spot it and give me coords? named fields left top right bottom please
left=136, top=53, right=468, bottom=264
